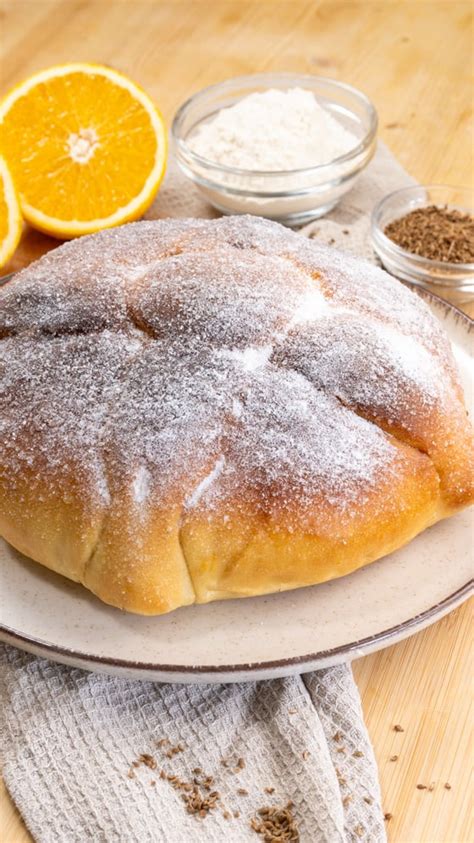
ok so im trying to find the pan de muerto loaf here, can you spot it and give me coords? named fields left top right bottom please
left=1, top=216, right=473, bottom=615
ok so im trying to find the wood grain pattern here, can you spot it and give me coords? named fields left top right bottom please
left=0, top=2, right=472, bottom=841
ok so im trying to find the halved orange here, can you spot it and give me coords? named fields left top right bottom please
left=0, top=154, right=22, bottom=267
left=0, top=63, right=167, bottom=239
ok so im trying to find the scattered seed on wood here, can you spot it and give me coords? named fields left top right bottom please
left=384, top=812, right=393, bottom=821
left=444, top=782, right=452, bottom=790
left=352, top=750, right=364, bottom=758
left=416, top=784, right=427, bottom=790
left=393, top=724, right=404, bottom=732
left=428, top=783, right=436, bottom=792
left=389, top=755, right=399, bottom=762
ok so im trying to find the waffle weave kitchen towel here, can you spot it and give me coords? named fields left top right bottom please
left=1, top=647, right=384, bottom=843
left=0, top=141, right=414, bottom=843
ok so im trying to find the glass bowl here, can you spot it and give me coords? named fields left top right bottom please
left=371, top=185, right=474, bottom=304
left=171, top=73, right=378, bottom=226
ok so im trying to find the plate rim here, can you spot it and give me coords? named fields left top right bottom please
left=0, top=578, right=472, bottom=679
left=1, top=270, right=473, bottom=680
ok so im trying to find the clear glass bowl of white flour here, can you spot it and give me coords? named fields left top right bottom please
left=172, top=73, right=378, bottom=226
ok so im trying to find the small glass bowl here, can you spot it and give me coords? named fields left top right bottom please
left=371, top=185, right=474, bottom=304
left=171, top=73, right=378, bottom=226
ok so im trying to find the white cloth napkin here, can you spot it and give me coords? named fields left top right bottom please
left=0, top=142, right=414, bottom=843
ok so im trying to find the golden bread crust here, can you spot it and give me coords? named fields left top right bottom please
left=1, top=216, right=472, bottom=614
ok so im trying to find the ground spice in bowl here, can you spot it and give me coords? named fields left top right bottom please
left=384, top=205, right=474, bottom=263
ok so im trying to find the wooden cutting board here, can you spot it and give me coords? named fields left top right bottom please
left=0, top=2, right=472, bottom=842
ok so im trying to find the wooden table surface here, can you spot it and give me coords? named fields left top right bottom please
left=0, top=1, right=472, bottom=841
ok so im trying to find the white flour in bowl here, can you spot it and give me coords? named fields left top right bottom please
left=187, top=87, right=358, bottom=171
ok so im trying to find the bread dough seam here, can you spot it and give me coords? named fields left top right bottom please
left=276, top=361, right=443, bottom=489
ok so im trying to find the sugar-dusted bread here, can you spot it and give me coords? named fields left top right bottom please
left=1, top=216, right=473, bottom=615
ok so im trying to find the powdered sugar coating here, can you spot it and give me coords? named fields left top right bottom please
left=129, top=250, right=309, bottom=346
left=0, top=331, right=132, bottom=507
left=194, top=365, right=404, bottom=527
left=0, top=216, right=461, bottom=527
left=272, top=311, right=452, bottom=434
left=105, top=340, right=245, bottom=512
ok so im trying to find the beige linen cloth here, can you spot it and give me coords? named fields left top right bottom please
left=0, top=142, right=414, bottom=843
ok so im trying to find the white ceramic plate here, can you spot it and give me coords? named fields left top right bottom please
left=0, top=283, right=472, bottom=682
